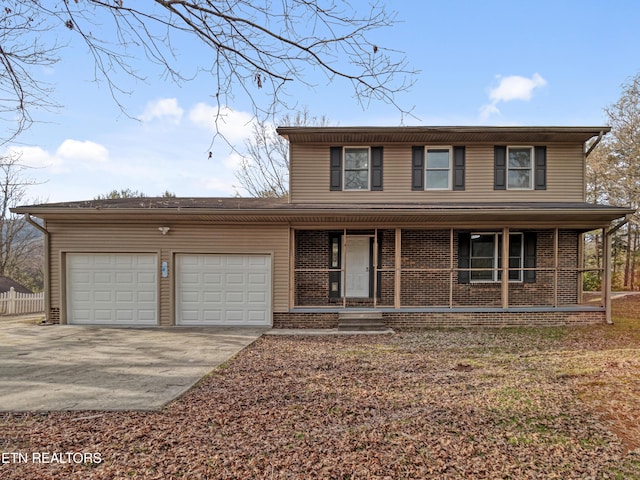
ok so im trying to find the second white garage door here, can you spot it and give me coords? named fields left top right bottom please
left=175, top=254, right=272, bottom=326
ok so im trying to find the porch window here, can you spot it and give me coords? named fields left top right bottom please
left=343, top=147, right=370, bottom=190
left=425, top=147, right=452, bottom=189
left=470, top=232, right=523, bottom=282
left=507, top=147, right=533, bottom=189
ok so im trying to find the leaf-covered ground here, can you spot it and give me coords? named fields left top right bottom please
left=1, top=298, right=640, bottom=479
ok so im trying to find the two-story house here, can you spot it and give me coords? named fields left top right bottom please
left=13, top=126, right=634, bottom=328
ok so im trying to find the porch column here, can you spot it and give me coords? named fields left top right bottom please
left=289, top=228, right=295, bottom=309
left=577, top=232, right=584, bottom=304
left=502, top=227, right=509, bottom=309
left=554, top=228, right=559, bottom=308
left=449, top=228, right=454, bottom=308
left=604, top=226, right=613, bottom=324
left=394, top=228, right=401, bottom=309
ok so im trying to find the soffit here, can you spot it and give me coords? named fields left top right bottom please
left=19, top=202, right=633, bottom=230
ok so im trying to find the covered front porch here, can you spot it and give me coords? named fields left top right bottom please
left=284, top=225, right=617, bottom=328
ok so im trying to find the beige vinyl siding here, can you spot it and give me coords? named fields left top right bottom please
left=290, top=143, right=586, bottom=203
left=47, top=222, right=289, bottom=326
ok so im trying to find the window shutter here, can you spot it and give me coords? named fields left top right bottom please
left=412, top=146, right=424, bottom=191
left=453, top=146, right=466, bottom=191
left=371, top=146, right=383, bottom=191
left=329, top=232, right=342, bottom=298
left=524, top=232, right=537, bottom=283
left=458, top=232, right=471, bottom=284
left=330, top=147, right=342, bottom=191
left=534, top=146, right=547, bottom=190
left=494, top=146, right=507, bottom=190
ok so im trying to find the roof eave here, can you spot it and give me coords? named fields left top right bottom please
left=14, top=205, right=633, bottom=229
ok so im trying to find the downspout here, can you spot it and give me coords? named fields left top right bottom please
left=604, top=214, right=632, bottom=324
left=24, top=214, right=50, bottom=323
left=585, top=130, right=605, bottom=158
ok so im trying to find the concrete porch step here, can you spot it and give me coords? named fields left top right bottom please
left=338, top=312, right=387, bottom=331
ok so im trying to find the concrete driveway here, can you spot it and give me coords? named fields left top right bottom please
left=0, top=316, right=264, bottom=412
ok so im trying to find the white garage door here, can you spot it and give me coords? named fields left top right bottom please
left=176, top=254, right=271, bottom=326
left=67, top=254, right=158, bottom=325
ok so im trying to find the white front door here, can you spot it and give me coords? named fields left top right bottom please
left=344, top=236, right=370, bottom=297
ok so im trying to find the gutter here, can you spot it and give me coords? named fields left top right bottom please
left=585, top=130, right=605, bottom=158
left=23, top=214, right=51, bottom=323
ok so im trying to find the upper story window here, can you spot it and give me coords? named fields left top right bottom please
left=344, top=147, right=370, bottom=190
left=412, top=146, right=465, bottom=191
left=426, top=147, right=452, bottom=190
left=329, top=146, right=383, bottom=192
left=495, top=145, right=546, bottom=191
left=507, top=147, right=533, bottom=189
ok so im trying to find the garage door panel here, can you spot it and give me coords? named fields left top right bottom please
left=225, top=273, right=244, bottom=284
left=248, top=256, right=269, bottom=266
left=203, top=273, right=222, bottom=284
left=204, top=256, right=223, bottom=267
left=248, top=291, right=267, bottom=303
left=67, top=254, right=158, bottom=325
left=94, top=272, right=113, bottom=284
left=203, top=292, right=222, bottom=302
left=176, top=254, right=271, bottom=326
left=94, top=291, right=113, bottom=302
left=203, top=310, right=222, bottom=321
left=225, top=256, right=244, bottom=266
left=225, top=291, right=245, bottom=304
left=248, top=273, right=267, bottom=284
left=137, top=291, right=156, bottom=302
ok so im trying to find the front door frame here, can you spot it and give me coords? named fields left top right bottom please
left=343, top=235, right=372, bottom=298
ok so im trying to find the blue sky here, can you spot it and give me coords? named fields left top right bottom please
left=5, top=0, right=640, bottom=203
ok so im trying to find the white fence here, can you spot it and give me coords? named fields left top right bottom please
left=0, top=287, right=45, bottom=315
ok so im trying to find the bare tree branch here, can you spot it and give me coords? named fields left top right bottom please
left=235, top=107, right=328, bottom=197
left=1, top=0, right=417, bottom=145
left=0, top=151, right=43, bottom=289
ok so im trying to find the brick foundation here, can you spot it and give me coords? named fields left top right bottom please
left=49, top=307, right=60, bottom=324
left=273, top=309, right=605, bottom=329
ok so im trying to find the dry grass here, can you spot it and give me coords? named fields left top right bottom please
left=1, top=299, right=640, bottom=479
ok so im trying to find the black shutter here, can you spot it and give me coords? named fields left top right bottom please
left=329, top=232, right=341, bottom=298
left=371, top=146, right=383, bottom=191
left=534, top=146, right=547, bottom=190
left=524, top=232, right=537, bottom=283
left=412, top=146, right=424, bottom=191
left=330, top=147, right=342, bottom=191
left=453, top=146, right=466, bottom=191
left=458, top=232, right=471, bottom=284
left=376, top=231, right=383, bottom=299
left=494, top=146, right=507, bottom=190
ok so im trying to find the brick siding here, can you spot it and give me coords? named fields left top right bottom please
left=273, top=310, right=605, bottom=329
left=49, top=307, right=60, bottom=324
left=293, top=228, right=584, bottom=322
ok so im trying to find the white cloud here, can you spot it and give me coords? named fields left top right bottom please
left=139, top=98, right=184, bottom=125
left=7, top=145, right=61, bottom=170
left=56, top=139, right=109, bottom=163
left=480, top=73, right=547, bottom=121
left=189, top=104, right=253, bottom=144
left=489, top=73, right=547, bottom=103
